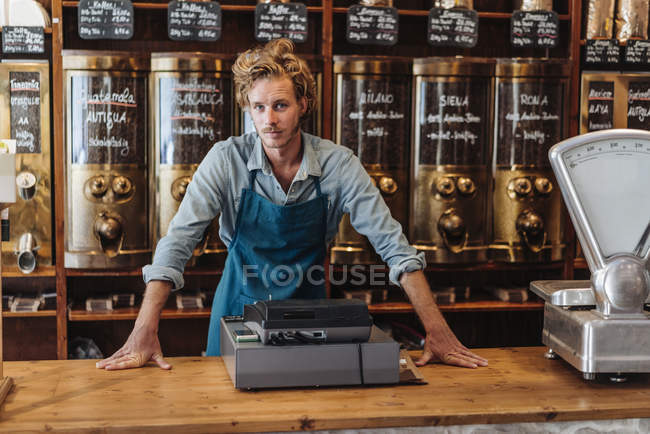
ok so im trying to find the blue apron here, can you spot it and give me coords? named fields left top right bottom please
left=205, top=168, right=328, bottom=355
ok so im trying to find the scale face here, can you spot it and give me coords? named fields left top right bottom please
left=550, top=129, right=650, bottom=317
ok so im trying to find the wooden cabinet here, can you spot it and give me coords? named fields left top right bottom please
left=2, top=0, right=590, bottom=360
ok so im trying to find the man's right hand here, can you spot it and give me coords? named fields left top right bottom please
left=96, top=280, right=173, bottom=370
left=96, top=326, right=171, bottom=370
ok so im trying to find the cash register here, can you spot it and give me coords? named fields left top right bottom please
left=531, top=129, right=650, bottom=381
left=220, top=299, right=400, bottom=389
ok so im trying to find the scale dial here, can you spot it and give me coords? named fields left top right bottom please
left=550, top=129, right=650, bottom=316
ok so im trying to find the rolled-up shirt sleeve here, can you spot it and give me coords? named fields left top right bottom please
left=337, top=151, right=425, bottom=286
left=143, top=143, right=229, bottom=290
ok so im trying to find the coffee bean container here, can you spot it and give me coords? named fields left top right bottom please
left=331, top=56, right=411, bottom=264
left=411, top=57, right=494, bottom=263
left=490, top=58, right=570, bottom=262
left=63, top=52, right=150, bottom=268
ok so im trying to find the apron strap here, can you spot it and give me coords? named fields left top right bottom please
left=312, top=175, right=322, bottom=196
left=249, top=169, right=258, bottom=190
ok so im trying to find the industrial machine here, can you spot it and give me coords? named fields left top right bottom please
left=221, top=299, right=400, bottom=389
left=151, top=53, right=234, bottom=266
left=531, top=129, right=650, bottom=381
left=490, top=58, right=570, bottom=262
left=410, top=57, right=494, bottom=263
left=0, top=61, right=52, bottom=273
left=331, top=56, right=411, bottom=264
left=63, top=52, right=150, bottom=268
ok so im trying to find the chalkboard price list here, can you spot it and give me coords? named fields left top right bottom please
left=510, top=10, right=559, bottom=48
left=624, top=40, right=650, bottom=65
left=254, top=3, right=308, bottom=43
left=1, top=26, right=45, bottom=54
left=427, top=8, right=478, bottom=48
left=585, top=39, right=620, bottom=64
left=346, top=4, right=398, bottom=46
left=78, top=0, right=134, bottom=40
left=168, top=0, right=221, bottom=41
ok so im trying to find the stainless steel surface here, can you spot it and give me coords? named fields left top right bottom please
left=151, top=53, right=234, bottom=266
left=542, top=303, right=650, bottom=374
left=544, top=348, right=557, bottom=359
left=64, top=53, right=151, bottom=268
left=0, top=62, right=52, bottom=273
left=15, top=232, right=38, bottom=274
left=538, top=130, right=650, bottom=378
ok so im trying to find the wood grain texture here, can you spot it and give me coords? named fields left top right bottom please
left=2, top=347, right=650, bottom=432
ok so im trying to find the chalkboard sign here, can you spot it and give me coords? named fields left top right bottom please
left=254, top=2, right=308, bottom=43
left=510, top=10, right=559, bottom=48
left=168, top=0, right=221, bottom=42
left=586, top=81, right=614, bottom=132
left=585, top=39, right=620, bottom=64
left=418, top=78, right=490, bottom=165
left=159, top=75, right=232, bottom=165
left=1, top=26, right=45, bottom=54
left=427, top=8, right=478, bottom=48
left=10, top=71, right=41, bottom=154
left=627, top=81, right=650, bottom=130
left=339, top=77, right=409, bottom=168
left=346, top=4, right=398, bottom=46
left=78, top=0, right=134, bottom=40
left=496, top=81, right=565, bottom=167
left=625, top=40, right=650, bottom=65
left=70, top=74, right=146, bottom=165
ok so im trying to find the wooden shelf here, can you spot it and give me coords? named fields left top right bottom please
left=68, top=307, right=211, bottom=321
left=331, top=261, right=564, bottom=274
left=332, top=8, right=570, bottom=21
left=1, top=266, right=56, bottom=278
left=61, top=2, right=322, bottom=12
left=0, top=27, right=52, bottom=33
left=574, top=258, right=588, bottom=270
left=369, top=299, right=544, bottom=314
left=3, top=310, right=57, bottom=318
left=65, top=267, right=222, bottom=277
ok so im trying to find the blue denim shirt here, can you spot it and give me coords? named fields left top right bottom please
left=143, top=132, right=425, bottom=289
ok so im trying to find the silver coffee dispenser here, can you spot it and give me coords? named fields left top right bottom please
left=63, top=52, right=150, bottom=268
left=241, top=56, right=322, bottom=137
left=411, top=57, right=494, bottom=263
left=490, top=59, right=570, bottom=262
left=0, top=61, right=52, bottom=273
left=151, top=53, right=234, bottom=266
left=331, top=56, right=411, bottom=264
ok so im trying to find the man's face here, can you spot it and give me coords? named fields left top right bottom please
left=247, top=76, right=306, bottom=151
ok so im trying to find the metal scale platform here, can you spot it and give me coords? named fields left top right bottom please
left=531, top=129, right=650, bottom=380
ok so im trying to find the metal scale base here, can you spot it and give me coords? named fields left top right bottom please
left=532, top=280, right=650, bottom=379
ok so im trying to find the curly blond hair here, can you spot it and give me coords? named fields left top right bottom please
left=233, top=39, right=316, bottom=122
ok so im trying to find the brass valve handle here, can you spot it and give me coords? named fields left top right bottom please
left=171, top=176, right=192, bottom=202
left=94, top=212, right=124, bottom=258
left=437, top=208, right=468, bottom=254
left=456, top=176, right=476, bottom=196
left=378, top=176, right=398, bottom=195
left=435, top=177, right=456, bottom=197
left=516, top=209, right=547, bottom=253
left=89, top=176, right=108, bottom=197
left=112, top=176, right=133, bottom=196
left=509, top=177, right=533, bottom=197
left=534, top=177, right=553, bottom=195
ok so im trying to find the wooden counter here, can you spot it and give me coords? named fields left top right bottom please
left=2, top=347, right=650, bottom=432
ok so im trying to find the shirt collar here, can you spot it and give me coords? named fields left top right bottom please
left=246, top=132, right=322, bottom=180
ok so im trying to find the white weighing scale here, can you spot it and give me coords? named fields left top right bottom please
left=531, top=129, right=650, bottom=381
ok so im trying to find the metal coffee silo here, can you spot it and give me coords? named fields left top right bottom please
left=411, top=57, right=494, bottom=263
left=151, top=53, right=234, bottom=266
left=331, top=56, right=411, bottom=264
left=63, top=52, right=150, bottom=268
left=491, top=58, right=570, bottom=262
left=240, top=56, right=322, bottom=137
left=0, top=61, right=52, bottom=274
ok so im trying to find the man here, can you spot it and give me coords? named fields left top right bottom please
left=96, top=39, right=487, bottom=371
